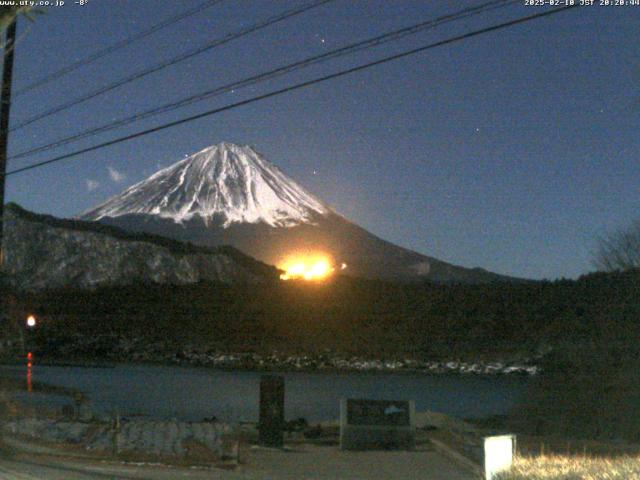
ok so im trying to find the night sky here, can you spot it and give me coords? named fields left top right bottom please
left=5, top=0, right=639, bottom=280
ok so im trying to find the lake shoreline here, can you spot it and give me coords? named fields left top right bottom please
left=0, top=352, right=539, bottom=376
left=0, top=362, right=530, bottom=422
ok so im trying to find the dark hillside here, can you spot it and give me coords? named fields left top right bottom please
left=13, top=269, right=640, bottom=362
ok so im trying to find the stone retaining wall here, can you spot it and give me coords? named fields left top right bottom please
left=3, top=417, right=237, bottom=461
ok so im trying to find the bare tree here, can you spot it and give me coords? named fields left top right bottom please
left=0, top=6, right=40, bottom=41
left=594, top=219, right=640, bottom=272
left=0, top=7, right=26, bottom=32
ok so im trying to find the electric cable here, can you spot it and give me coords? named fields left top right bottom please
left=9, top=0, right=518, bottom=162
left=10, top=0, right=334, bottom=131
left=14, top=0, right=226, bottom=97
left=5, top=5, right=578, bottom=178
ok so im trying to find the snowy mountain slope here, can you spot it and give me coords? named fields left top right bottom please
left=81, top=142, right=329, bottom=227
left=81, top=142, right=516, bottom=283
left=4, top=203, right=279, bottom=291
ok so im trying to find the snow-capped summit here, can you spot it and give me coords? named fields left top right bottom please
left=81, top=142, right=330, bottom=227
left=81, top=141, right=515, bottom=284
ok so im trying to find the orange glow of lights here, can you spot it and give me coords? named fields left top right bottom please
left=26, top=315, right=36, bottom=328
left=27, top=356, right=32, bottom=393
left=279, top=254, right=336, bottom=281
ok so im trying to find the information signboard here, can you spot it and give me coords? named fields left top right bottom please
left=340, top=398, right=415, bottom=450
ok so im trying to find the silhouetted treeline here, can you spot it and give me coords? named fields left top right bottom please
left=15, top=269, right=640, bottom=361
left=511, top=343, right=640, bottom=442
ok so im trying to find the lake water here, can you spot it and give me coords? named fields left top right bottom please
left=0, top=364, right=531, bottom=422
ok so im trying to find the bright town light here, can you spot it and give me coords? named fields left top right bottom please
left=279, top=253, right=337, bottom=281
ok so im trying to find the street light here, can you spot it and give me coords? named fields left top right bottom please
left=26, top=314, right=36, bottom=328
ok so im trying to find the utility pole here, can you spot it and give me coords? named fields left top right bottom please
left=0, top=18, right=17, bottom=267
left=0, top=18, right=17, bottom=353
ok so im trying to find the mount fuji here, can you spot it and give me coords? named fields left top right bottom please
left=81, top=142, right=511, bottom=283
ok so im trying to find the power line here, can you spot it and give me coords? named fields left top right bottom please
left=5, top=5, right=578, bottom=178
left=14, top=0, right=226, bottom=97
left=10, top=0, right=334, bottom=132
left=0, top=18, right=17, bottom=272
left=9, top=0, right=518, bottom=162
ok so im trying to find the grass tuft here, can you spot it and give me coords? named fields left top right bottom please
left=496, top=454, right=640, bottom=480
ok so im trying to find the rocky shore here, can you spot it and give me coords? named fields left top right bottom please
left=162, top=350, right=539, bottom=375
left=25, top=336, right=539, bottom=375
left=4, top=331, right=542, bottom=375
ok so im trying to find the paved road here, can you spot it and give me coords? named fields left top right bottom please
left=0, top=445, right=477, bottom=480
left=0, top=456, right=243, bottom=479
left=243, top=444, right=477, bottom=480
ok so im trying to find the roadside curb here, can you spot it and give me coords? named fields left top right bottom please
left=429, top=437, right=483, bottom=478
left=2, top=434, right=106, bottom=460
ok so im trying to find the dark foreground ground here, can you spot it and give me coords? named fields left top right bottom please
left=0, top=407, right=480, bottom=480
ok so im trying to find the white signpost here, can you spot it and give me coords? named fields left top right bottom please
left=484, top=434, right=516, bottom=480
